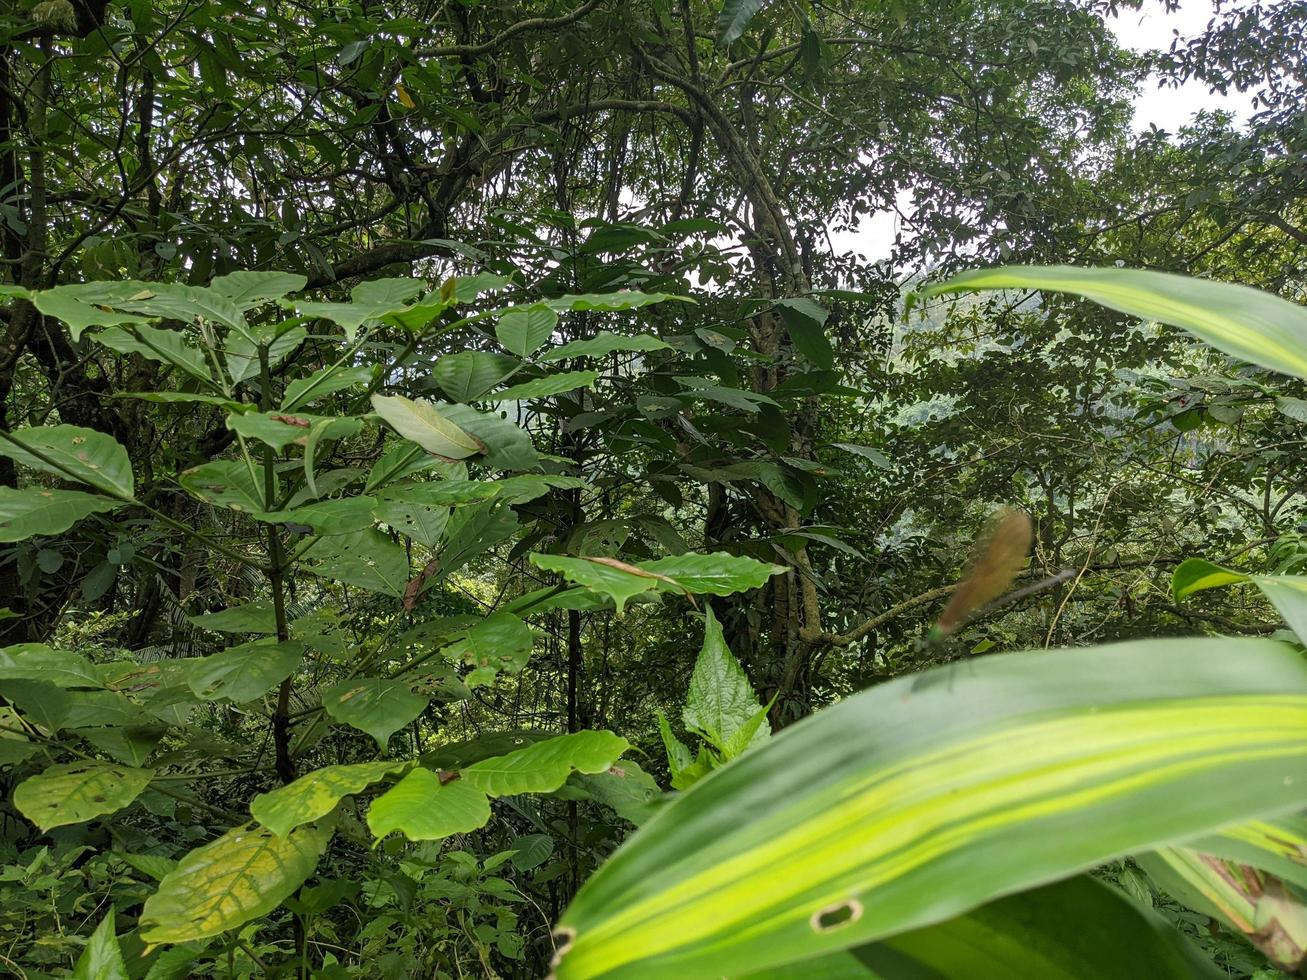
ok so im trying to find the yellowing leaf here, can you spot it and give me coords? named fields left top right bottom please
left=14, top=761, right=153, bottom=831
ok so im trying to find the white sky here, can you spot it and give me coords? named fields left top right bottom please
left=831, top=1, right=1255, bottom=263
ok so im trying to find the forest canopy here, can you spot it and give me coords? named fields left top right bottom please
left=0, top=0, right=1305, bottom=976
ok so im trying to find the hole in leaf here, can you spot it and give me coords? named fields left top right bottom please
left=810, top=899, right=863, bottom=933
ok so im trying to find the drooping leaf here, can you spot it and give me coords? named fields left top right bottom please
left=303, top=528, right=410, bottom=596
left=574, top=760, right=663, bottom=826
left=321, top=677, right=429, bottom=748
left=496, top=370, right=599, bottom=401
left=183, top=641, right=304, bottom=703
left=227, top=412, right=360, bottom=452
left=437, top=402, right=539, bottom=470
left=188, top=601, right=277, bottom=635
left=0, top=425, right=134, bottom=498
left=716, top=0, right=768, bottom=44
left=541, top=332, right=671, bottom=363
left=71, top=906, right=129, bottom=980
left=208, top=271, right=307, bottom=310
left=282, top=365, right=376, bottom=411
left=0, top=487, right=121, bottom=541
left=461, top=730, right=630, bottom=797
left=683, top=608, right=769, bottom=756
left=553, top=637, right=1307, bottom=979
left=258, top=496, right=377, bottom=535
left=510, top=833, right=555, bottom=871
left=530, top=555, right=667, bottom=614
left=776, top=297, right=833, bottom=370
left=496, top=304, right=559, bottom=356
left=0, top=644, right=103, bottom=687
left=94, top=324, right=215, bottom=384
left=925, top=266, right=1307, bottom=381
left=179, top=460, right=267, bottom=513
left=139, top=821, right=332, bottom=944
left=1172, top=559, right=1307, bottom=643
left=432, top=350, right=518, bottom=402
left=292, top=278, right=426, bottom=340
left=440, top=612, right=535, bottom=686
left=251, top=760, right=410, bottom=837
left=366, top=768, right=490, bottom=841
left=371, top=393, right=483, bottom=460
left=14, top=761, right=153, bottom=831
left=639, top=553, right=786, bottom=597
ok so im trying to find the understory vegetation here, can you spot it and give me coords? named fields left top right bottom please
left=0, top=0, right=1306, bottom=977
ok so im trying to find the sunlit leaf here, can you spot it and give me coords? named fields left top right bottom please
left=251, top=760, right=410, bottom=837
left=15, top=761, right=153, bottom=831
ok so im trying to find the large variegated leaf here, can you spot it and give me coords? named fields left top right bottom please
left=139, top=821, right=332, bottom=944
left=924, top=265, right=1307, bottom=381
left=0, top=487, right=122, bottom=541
left=553, top=637, right=1307, bottom=979
left=738, top=875, right=1219, bottom=979
left=251, top=760, right=410, bottom=837
left=14, top=761, right=153, bottom=831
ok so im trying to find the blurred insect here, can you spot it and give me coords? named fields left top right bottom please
left=932, top=507, right=1033, bottom=640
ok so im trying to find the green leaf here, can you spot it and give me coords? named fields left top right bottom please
left=776, top=297, right=834, bottom=370
left=303, top=528, right=410, bottom=596
left=251, top=760, right=410, bottom=837
left=366, top=768, right=491, bottom=841
left=371, top=393, right=483, bottom=459
left=833, top=443, right=891, bottom=470
left=553, top=637, right=1307, bottom=979
left=139, top=821, right=332, bottom=944
left=494, top=473, right=588, bottom=505
left=441, top=612, right=535, bottom=686
left=432, top=350, right=519, bottom=402
left=0, top=643, right=102, bottom=687
left=188, top=601, right=277, bottom=635
left=496, top=370, right=599, bottom=401
left=0, top=425, right=134, bottom=498
left=376, top=479, right=500, bottom=507
left=282, top=365, right=375, bottom=411
left=541, top=332, right=670, bottom=362
left=373, top=496, right=448, bottom=548
left=72, top=906, right=128, bottom=980
left=1172, top=557, right=1250, bottom=599
left=574, top=760, right=663, bottom=826
left=14, top=761, right=153, bottom=831
left=292, top=278, right=425, bottom=340
left=94, top=324, right=215, bottom=384
left=462, top=730, right=630, bottom=797
left=640, top=552, right=786, bottom=597
left=259, top=496, right=377, bottom=535
left=683, top=608, right=769, bottom=757
left=544, top=291, right=687, bottom=313
left=510, top=833, right=555, bottom=871
left=716, top=0, right=768, bottom=43
left=925, top=265, right=1307, bottom=381
left=227, top=412, right=361, bottom=451
left=209, top=271, right=306, bottom=310
left=0, top=487, right=120, bottom=541
left=742, top=875, right=1219, bottom=979
left=183, top=641, right=304, bottom=703
left=437, top=402, right=539, bottom=471
left=179, top=460, right=266, bottom=512
left=496, top=304, right=559, bottom=356
left=321, top=677, right=429, bottom=748
left=30, top=283, right=148, bottom=341
left=530, top=555, right=666, bottom=614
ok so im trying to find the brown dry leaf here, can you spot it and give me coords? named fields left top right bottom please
left=936, top=507, right=1032, bottom=635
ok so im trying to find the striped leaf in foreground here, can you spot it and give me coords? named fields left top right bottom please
left=740, top=875, right=1220, bottom=979
left=552, top=638, right=1307, bottom=979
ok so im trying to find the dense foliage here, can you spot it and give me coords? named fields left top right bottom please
left=0, top=0, right=1306, bottom=976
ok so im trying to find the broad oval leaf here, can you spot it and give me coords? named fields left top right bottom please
left=303, top=528, right=410, bottom=596
left=0, top=643, right=103, bottom=688
left=183, top=641, right=304, bottom=703
left=371, top=393, right=482, bottom=459
left=461, top=730, right=631, bottom=797
left=139, top=821, right=332, bottom=944
left=282, top=365, right=375, bottom=411
left=14, top=761, right=153, bottom=831
left=925, top=266, right=1307, bottom=381
left=0, top=487, right=121, bottom=541
left=541, top=332, right=671, bottom=363
left=553, top=637, right=1307, bottom=979
left=432, top=350, right=518, bottom=402
left=366, top=768, right=490, bottom=841
left=497, top=370, right=599, bottom=401
left=321, top=677, right=429, bottom=748
left=496, top=304, right=559, bottom=356
left=179, top=460, right=267, bottom=512
left=639, top=552, right=786, bottom=597
left=251, top=760, right=410, bottom=837
left=441, top=611, right=535, bottom=687
left=0, top=425, right=134, bottom=499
